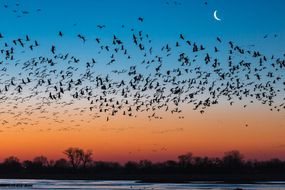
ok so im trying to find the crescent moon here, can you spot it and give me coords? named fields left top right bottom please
left=214, top=10, right=221, bottom=21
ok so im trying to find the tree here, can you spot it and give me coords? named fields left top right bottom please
left=81, top=149, right=93, bottom=168
left=124, top=161, right=139, bottom=173
left=222, top=150, right=244, bottom=169
left=3, top=156, right=20, bottom=164
left=178, top=152, right=193, bottom=167
left=33, top=156, right=48, bottom=167
left=2, top=156, right=22, bottom=172
left=63, top=147, right=84, bottom=169
left=139, top=160, right=153, bottom=172
left=54, top=158, right=69, bottom=168
left=63, top=147, right=93, bottom=169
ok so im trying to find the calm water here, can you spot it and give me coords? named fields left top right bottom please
left=0, top=179, right=285, bottom=190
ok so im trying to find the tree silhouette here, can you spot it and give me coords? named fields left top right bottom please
left=63, top=147, right=84, bottom=169
left=81, top=149, right=93, bottom=168
left=63, top=147, right=93, bottom=169
left=1, top=148, right=285, bottom=180
left=33, top=156, right=49, bottom=167
left=178, top=152, right=193, bottom=168
left=54, top=158, right=69, bottom=168
left=124, top=161, right=139, bottom=173
left=222, top=150, right=244, bottom=170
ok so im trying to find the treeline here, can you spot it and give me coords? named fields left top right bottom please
left=0, top=148, right=285, bottom=177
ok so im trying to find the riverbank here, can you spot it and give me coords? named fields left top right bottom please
left=1, top=173, right=285, bottom=184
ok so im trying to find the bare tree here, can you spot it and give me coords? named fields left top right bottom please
left=63, top=147, right=93, bottom=169
left=81, top=149, right=93, bottom=168
left=63, top=147, right=84, bottom=169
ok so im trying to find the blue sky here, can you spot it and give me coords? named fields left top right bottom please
left=1, top=0, right=285, bottom=77
left=1, top=0, right=285, bottom=160
left=1, top=0, right=285, bottom=42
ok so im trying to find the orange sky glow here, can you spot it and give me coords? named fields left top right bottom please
left=1, top=103, right=285, bottom=163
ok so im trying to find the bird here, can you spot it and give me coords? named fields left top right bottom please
left=217, top=37, right=222, bottom=43
left=138, top=17, right=144, bottom=22
left=97, top=25, right=106, bottom=29
left=77, top=34, right=86, bottom=42
left=51, top=45, right=56, bottom=54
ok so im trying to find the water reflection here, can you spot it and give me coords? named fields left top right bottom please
left=0, top=179, right=285, bottom=190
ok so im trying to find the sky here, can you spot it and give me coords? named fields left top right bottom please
left=0, top=0, right=285, bottom=163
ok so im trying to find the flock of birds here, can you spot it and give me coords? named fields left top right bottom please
left=2, top=2, right=41, bottom=18
left=0, top=3, right=285, bottom=132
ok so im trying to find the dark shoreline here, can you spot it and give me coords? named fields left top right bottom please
left=1, top=173, right=285, bottom=184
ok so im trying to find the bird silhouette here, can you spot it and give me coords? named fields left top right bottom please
left=0, top=14, right=283, bottom=131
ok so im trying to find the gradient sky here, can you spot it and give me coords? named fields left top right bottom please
left=0, top=0, right=285, bottom=163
